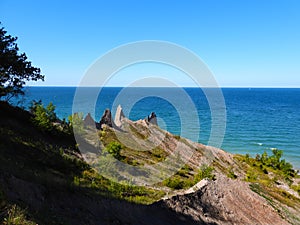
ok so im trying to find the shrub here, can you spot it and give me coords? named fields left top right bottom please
left=174, top=135, right=181, bottom=140
left=227, top=167, right=238, bottom=179
left=30, top=100, right=58, bottom=132
left=2, top=205, right=35, bottom=225
left=73, top=176, right=81, bottom=186
left=245, top=153, right=250, bottom=162
left=245, top=170, right=258, bottom=182
left=255, top=149, right=296, bottom=178
left=194, top=164, right=215, bottom=183
left=176, top=165, right=192, bottom=177
left=105, top=141, right=123, bottom=160
left=163, top=177, right=185, bottom=190
left=291, top=184, right=300, bottom=195
left=68, top=112, right=85, bottom=135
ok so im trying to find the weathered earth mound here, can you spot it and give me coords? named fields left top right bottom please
left=158, top=174, right=289, bottom=225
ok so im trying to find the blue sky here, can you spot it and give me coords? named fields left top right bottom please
left=1, top=0, right=300, bottom=87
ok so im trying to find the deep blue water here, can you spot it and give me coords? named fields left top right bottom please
left=12, top=87, right=300, bottom=169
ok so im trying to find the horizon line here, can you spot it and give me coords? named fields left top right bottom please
left=24, top=85, right=300, bottom=88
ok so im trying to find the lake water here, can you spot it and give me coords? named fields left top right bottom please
left=12, top=87, right=300, bottom=169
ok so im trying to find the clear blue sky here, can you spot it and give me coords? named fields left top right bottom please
left=1, top=0, right=300, bottom=87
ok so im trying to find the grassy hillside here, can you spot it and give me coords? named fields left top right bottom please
left=0, top=102, right=171, bottom=225
left=1, top=101, right=299, bottom=225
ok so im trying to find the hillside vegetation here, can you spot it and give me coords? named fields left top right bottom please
left=0, top=101, right=300, bottom=225
left=0, top=102, right=182, bottom=225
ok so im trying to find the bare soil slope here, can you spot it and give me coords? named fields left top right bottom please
left=1, top=103, right=299, bottom=224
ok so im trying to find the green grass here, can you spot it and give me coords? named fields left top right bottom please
left=0, top=102, right=167, bottom=224
left=2, top=205, right=36, bottom=225
left=3, top=101, right=298, bottom=224
left=291, top=184, right=300, bottom=195
left=98, top=126, right=211, bottom=191
left=162, top=164, right=215, bottom=190
left=99, top=126, right=169, bottom=165
left=0, top=186, right=35, bottom=224
left=227, top=167, right=238, bottom=179
left=249, top=183, right=278, bottom=210
left=99, top=123, right=216, bottom=191
left=234, top=152, right=297, bottom=185
left=72, top=168, right=165, bottom=204
left=234, top=152, right=300, bottom=221
left=194, top=164, right=215, bottom=183
left=250, top=182, right=300, bottom=224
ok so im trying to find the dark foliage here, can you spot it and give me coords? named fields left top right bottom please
left=0, top=23, right=44, bottom=100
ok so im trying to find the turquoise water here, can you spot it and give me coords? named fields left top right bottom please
left=12, top=87, right=300, bottom=169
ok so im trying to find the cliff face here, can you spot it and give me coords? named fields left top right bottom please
left=158, top=175, right=289, bottom=225
left=1, top=103, right=299, bottom=225
left=80, top=107, right=300, bottom=224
